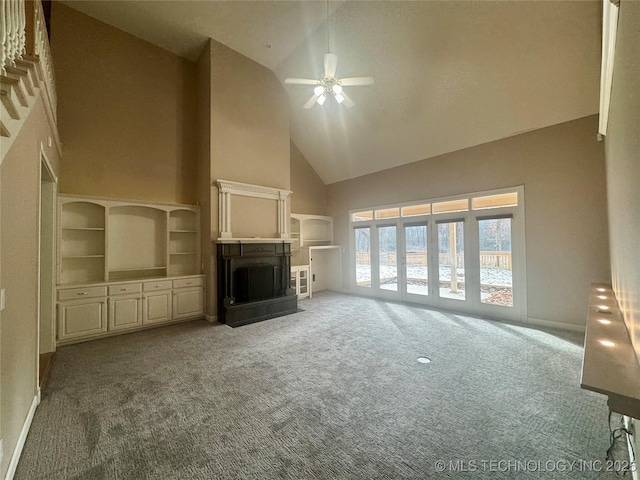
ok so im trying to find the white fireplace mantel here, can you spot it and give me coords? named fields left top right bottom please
left=214, top=179, right=292, bottom=240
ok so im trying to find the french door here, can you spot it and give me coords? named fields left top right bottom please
left=352, top=207, right=524, bottom=322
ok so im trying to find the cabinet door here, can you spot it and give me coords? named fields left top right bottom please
left=290, top=268, right=299, bottom=295
left=143, top=291, right=172, bottom=324
left=109, top=294, right=143, bottom=331
left=58, top=298, right=107, bottom=341
left=298, top=267, right=310, bottom=299
left=173, top=287, right=204, bottom=319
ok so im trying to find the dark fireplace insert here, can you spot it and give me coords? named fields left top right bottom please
left=217, top=242, right=297, bottom=327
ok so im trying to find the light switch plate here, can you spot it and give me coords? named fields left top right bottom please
left=0, top=288, right=5, bottom=311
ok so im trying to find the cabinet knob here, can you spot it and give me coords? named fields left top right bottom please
left=78, top=292, right=89, bottom=296
left=120, top=288, right=127, bottom=291
left=186, top=282, right=192, bottom=285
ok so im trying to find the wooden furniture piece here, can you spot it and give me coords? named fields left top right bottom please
left=56, top=195, right=204, bottom=345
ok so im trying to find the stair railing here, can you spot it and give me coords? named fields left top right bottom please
left=2, top=0, right=56, bottom=120
left=1, top=0, right=27, bottom=75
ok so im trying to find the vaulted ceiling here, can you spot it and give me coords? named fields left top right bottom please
left=61, top=1, right=602, bottom=184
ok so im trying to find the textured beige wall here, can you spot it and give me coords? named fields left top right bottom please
left=327, top=115, right=610, bottom=327
left=50, top=3, right=197, bottom=204
left=196, top=42, right=214, bottom=317
left=0, top=98, right=61, bottom=479
left=290, top=141, right=327, bottom=216
left=605, top=2, right=640, bottom=363
left=204, top=39, right=291, bottom=317
left=209, top=38, right=290, bottom=193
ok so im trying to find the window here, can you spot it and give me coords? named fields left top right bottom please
left=378, top=226, right=398, bottom=291
left=349, top=187, right=524, bottom=321
left=352, top=211, right=373, bottom=222
left=479, top=217, right=513, bottom=307
left=401, top=204, right=431, bottom=217
left=375, top=208, right=400, bottom=220
left=432, top=199, right=469, bottom=214
left=472, top=192, right=518, bottom=210
left=438, top=221, right=465, bottom=300
left=354, top=227, right=371, bottom=287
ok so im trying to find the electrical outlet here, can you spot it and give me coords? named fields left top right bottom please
left=0, top=288, right=5, bottom=311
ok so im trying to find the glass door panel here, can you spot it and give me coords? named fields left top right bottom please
left=354, top=227, right=372, bottom=288
left=438, top=221, right=465, bottom=300
left=404, top=225, right=428, bottom=296
left=479, top=217, right=513, bottom=307
left=378, top=226, right=398, bottom=291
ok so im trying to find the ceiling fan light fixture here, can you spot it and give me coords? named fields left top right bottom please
left=334, top=92, right=345, bottom=104
left=317, top=94, right=327, bottom=106
left=314, top=85, right=325, bottom=96
left=332, top=84, right=343, bottom=94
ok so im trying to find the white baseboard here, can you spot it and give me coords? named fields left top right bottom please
left=527, top=317, right=586, bottom=333
left=5, top=394, right=38, bottom=480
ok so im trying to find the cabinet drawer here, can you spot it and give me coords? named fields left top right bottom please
left=173, top=277, right=204, bottom=289
left=108, top=283, right=142, bottom=295
left=58, top=286, right=107, bottom=301
left=143, top=280, right=172, bottom=292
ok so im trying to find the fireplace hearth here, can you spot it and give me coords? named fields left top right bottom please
left=217, top=241, right=297, bottom=327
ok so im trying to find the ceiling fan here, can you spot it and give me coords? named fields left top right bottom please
left=284, top=1, right=374, bottom=109
left=285, top=53, right=374, bottom=109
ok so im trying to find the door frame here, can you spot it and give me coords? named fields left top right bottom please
left=38, top=145, right=58, bottom=393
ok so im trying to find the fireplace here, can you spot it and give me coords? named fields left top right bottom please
left=217, top=241, right=297, bottom=327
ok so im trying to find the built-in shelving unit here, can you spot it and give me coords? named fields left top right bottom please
left=169, top=209, right=199, bottom=276
left=290, top=213, right=333, bottom=248
left=56, top=195, right=204, bottom=345
left=60, top=201, right=106, bottom=284
left=58, top=195, right=201, bottom=285
left=290, top=213, right=341, bottom=297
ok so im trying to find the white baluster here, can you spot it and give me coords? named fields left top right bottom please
left=1, top=0, right=7, bottom=74
left=18, top=0, right=25, bottom=55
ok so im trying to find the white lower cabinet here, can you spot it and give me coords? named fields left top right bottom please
left=58, top=297, right=108, bottom=341
left=173, top=287, right=204, bottom=319
left=108, top=294, right=143, bottom=331
left=143, top=290, right=173, bottom=324
left=57, top=274, right=204, bottom=345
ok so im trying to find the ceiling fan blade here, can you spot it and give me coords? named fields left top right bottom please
left=303, top=94, right=319, bottom=109
left=341, top=91, right=355, bottom=108
left=285, top=78, right=319, bottom=85
left=324, top=53, right=338, bottom=78
left=340, top=76, right=375, bottom=86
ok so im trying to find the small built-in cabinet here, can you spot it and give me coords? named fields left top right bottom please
left=173, top=277, right=205, bottom=319
left=143, top=289, right=172, bottom=325
left=290, top=213, right=340, bottom=296
left=109, top=293, right=143, bottom=331
left=291, top=265, right=310, bottom=299
left=57, top=195, right=204, bottom=345
left=57, top=286, right=108, bottom=341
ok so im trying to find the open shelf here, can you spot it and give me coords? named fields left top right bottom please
left=58, top=196, right=201, bottom=285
